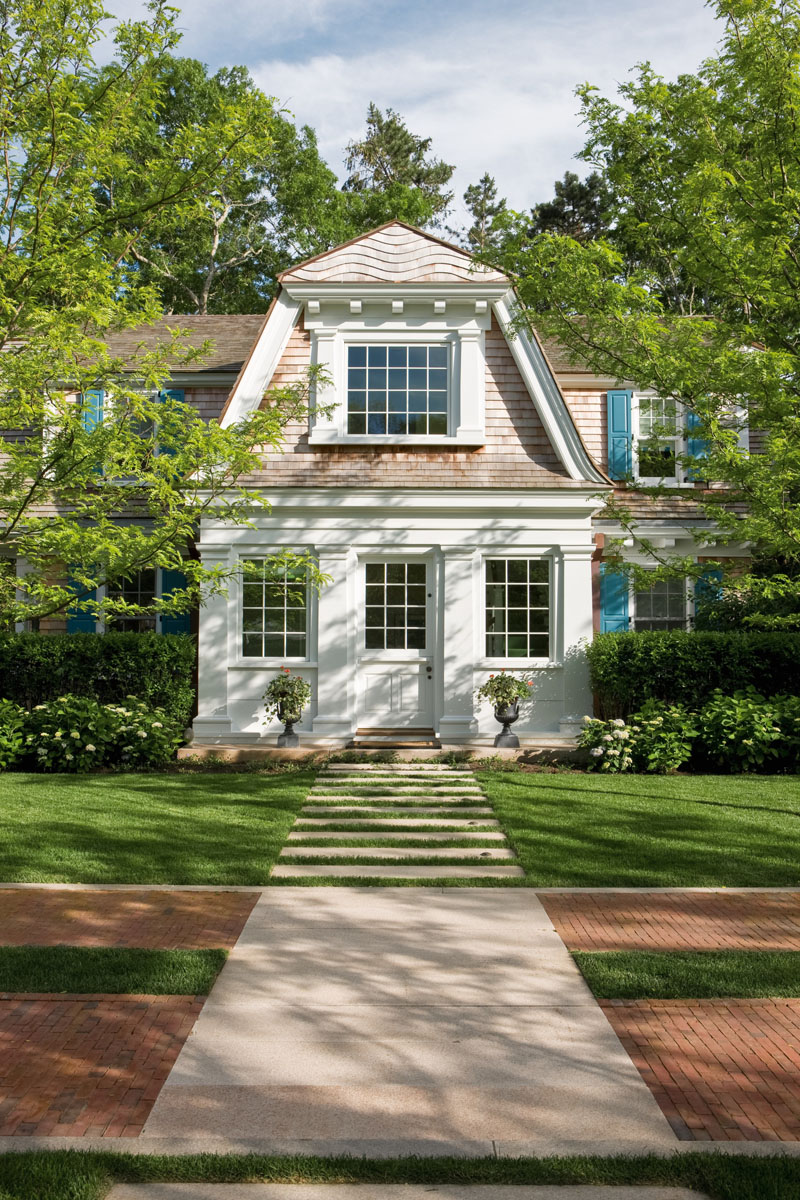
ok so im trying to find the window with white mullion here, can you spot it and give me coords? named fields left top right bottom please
left=241, top=559, right=308, bottom=659
left=631, top=574, right=688, bottom=631
left=485, top=558, right=551, bottom=659
left=636, top=396, right=683, bottom=480
left=347, top=344, right=449, bottom=436
left=364, top=562, right=427, bottom=650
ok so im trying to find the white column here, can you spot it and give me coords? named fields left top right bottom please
left=439, top=546, right=479, bottom=742
left=559, top=546, right=595, bottom=735
left=192, top=543, right=234, bottom=740
left=308, top=329, right=339, bottom=443
left=455, top=327, right=485, bottom=442
left=312, top=546, right=356, bottom=739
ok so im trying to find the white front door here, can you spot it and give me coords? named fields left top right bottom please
left=357, top=559, right=435, bottom=728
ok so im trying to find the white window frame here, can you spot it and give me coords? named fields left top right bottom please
left=344, top=342, right=453, bottom=439
left=479, top=553, right=557, bottom=667
left=629, top=570, right=692, bottom=632
left=632, top=393, right=689, bottom=486
left=235, top=555, right=315, bottom=667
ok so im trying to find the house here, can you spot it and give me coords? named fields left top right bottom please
left=39, top=221, right=748, bottom=747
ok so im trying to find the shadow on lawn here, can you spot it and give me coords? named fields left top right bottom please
left=0, top=771, right=314, bottom=884
left=483, top=774, right=800, bottom=887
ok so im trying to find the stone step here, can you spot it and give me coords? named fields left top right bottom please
left=287, top=830, right=508, bottom=841
left=301, top=806, right=494, bottom=815
left=279, top=846, right=517, bottom=859
left=309, top=790, right=484, bottom=798
left=295, top=818, right=500, bottom=829
left=321, top=764, right=467, bottom=772
left=271, top=864, right=525, bottom=879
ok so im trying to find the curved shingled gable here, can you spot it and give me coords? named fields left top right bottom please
left=279, top=220, right=508, bottom=285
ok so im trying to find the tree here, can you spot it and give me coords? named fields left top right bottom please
left=499, top=0, right=800, bottom=620
left=530, top=171, right=612, bottom=242
left=462, top=173, right=507, bottom=252
left=344, top=103, right=455, bottom=226
left=0, top=0, right=322, bottom=628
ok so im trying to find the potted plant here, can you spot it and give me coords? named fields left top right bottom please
left=475, top=670, right=533, bottom=748
left=263, top=667, right=312, bottom=747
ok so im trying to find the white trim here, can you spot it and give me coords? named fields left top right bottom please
left=220, top=293, right=301, bottom=428
left=480, top=552, right=557, bottom=667
left=492, top=292, right=607, bottom=485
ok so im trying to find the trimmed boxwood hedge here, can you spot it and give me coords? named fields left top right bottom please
left=588, top=630, right=800, bottom=717
left=0, top=632, right=195, bottom=727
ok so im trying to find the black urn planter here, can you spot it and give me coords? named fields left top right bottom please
left=277, top=702, right=302, bottom=747
left=493, top=700, right=520, bottom=748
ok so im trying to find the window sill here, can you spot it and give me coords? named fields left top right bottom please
left=477, top=658, right=561, bottom=670
left=308, top=430, right=485, bottom=448
left=231, top=660, right=317, bottom=670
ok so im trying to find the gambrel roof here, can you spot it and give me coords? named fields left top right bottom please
left=279, top=221, right=509, bottom=285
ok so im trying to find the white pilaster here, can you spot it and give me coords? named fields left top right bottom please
left=309, top=329, right=339, bottom=442
left=312, top=547, right=356, bottom=738
left=439, top=546, right=479, bottom=741
left=193, top=543, right=234, bottom=739
left=455, top=328, right=485, bottom=442
left=559, top=546, right=595, bottom=732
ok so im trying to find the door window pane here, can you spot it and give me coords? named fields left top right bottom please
left=484, top=559, right=551, bottom=658
left=363, top=562, right=428, bottom=651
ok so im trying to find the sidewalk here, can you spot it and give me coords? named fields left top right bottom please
left=141, top=888, right=674, bottom=1151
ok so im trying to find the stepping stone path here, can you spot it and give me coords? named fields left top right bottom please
left=272, top=763, right=523, bottom=882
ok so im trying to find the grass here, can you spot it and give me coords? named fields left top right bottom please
left=0, top=947, right=226, bottom=995
left=0, top=1150, right=798, bottom=1200
left=481, top=771, right=800, bottom=886
left=0, top=771, right=313, bottom=884
left=574, top=950, right=800, bottom=999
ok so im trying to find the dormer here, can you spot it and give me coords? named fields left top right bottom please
left=278, top=222, right=509, bottom=447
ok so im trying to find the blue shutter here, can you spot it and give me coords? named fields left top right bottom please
left=66, top=576, right=97, bottom=633
left=160, top=569, right=192, bottom=635
left=599, top=565, right=630, bottom=633
left=686, top=409, right=710, bottom=481
left=158, top=389, right=184, bottom=456
left=607, top=390, right=633, bottom=480
left=694, top=565, right=723, bottom=624
left=81, top=389, right=104, bottom=433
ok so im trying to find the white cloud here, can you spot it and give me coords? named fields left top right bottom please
left=252, top=0, right=721, bottom=213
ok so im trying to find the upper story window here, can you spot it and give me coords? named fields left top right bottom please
left=637, top=397, right=682, bottom=479
left=347, top=345, right=449, bottom=437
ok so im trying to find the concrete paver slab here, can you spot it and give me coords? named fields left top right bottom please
left=109, top=1187, right=711, bottom=1200
left=143, top=889, right=673, bottom=1147
left=271, top=865, right=524, bottom=878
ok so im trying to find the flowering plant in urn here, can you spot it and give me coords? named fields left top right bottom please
left=475, top=670, right=533, bottom=709
left=262, top=667, right=311, bottom=724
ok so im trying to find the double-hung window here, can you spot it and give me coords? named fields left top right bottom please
left=241, top=559, right=308, bottom=659
left=107, top=569, right=157, bottom=632
left=632, top=575, right=687, bottom=631
left=347, top=345, right=449, bottom=436
left=485, top=558, right=551, bottom=659
left=637, top=397, right=682, bottom=480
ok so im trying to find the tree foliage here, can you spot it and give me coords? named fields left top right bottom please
left=0, top=0, right=323, bottom=627
left=499, top=0, right=800, bottom=612
left=461, top=173, right=508, bottom=252
left=529, top=170, right=612, bottom=242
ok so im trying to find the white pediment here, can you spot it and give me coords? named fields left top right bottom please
left=279, top=221, right=509, bottom=286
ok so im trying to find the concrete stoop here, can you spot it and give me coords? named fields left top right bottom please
left=273, top=762, right=523, bottom=882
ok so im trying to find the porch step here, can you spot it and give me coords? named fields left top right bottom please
left=347, top=727, right=442, bottom=749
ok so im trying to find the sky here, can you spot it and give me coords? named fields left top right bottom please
left=103, top=0, right=722, bottom=220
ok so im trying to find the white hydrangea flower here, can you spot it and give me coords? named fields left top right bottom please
left=33, top=705, right=46, bottom=711
left=611, top=718, right=626, bottom=727
left=151, top=721, right=163, bottom=729
left=601, top=734, right=612, bottom=743
left=70, top=731, right=80, bottom=739
left=589, top=747, right=603, bottom=757
left=65, top=753, right=74, bottom=761
left=53, top=731, right=62, bottom=740
left=85, top=744, right=96, bottom=752
left=137, top=730, right=147, bottom=738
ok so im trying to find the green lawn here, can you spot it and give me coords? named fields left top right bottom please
left=481, top=771, right=800, bottom=886
left=574, top=950, right=800, bottom=999
left=0, top=1150, right=797, bottom=1200
left=0, top=947, right=226, bottom=994
left=0, top=771, right=313, bottom=884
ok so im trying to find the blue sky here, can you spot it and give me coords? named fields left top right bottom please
left=105, top=0, right=722, bottom=219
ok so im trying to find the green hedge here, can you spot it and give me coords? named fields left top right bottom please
left=0, top=633, right=196, bottom=727
left=588, top=630, right=800, bottom=717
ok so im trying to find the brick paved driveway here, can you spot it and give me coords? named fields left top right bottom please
left=0, top=889, right=257, bottom=949
left=539, top=890, right=800, bottom=1142
left=0, top=888, right=257, bottom=1137
left=539, top=891, right=800, bottom=952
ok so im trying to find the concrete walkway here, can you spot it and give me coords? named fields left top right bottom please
left=142, top=888, right=675, bottom=1151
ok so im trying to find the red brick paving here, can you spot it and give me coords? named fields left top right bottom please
left=0, top=994, right=201, bottom=1136
left=540, top=891, right=800, bottom=951
left=602, top=998, right=800, bottom=1141
left=0, top=889, right=258, bottom=949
